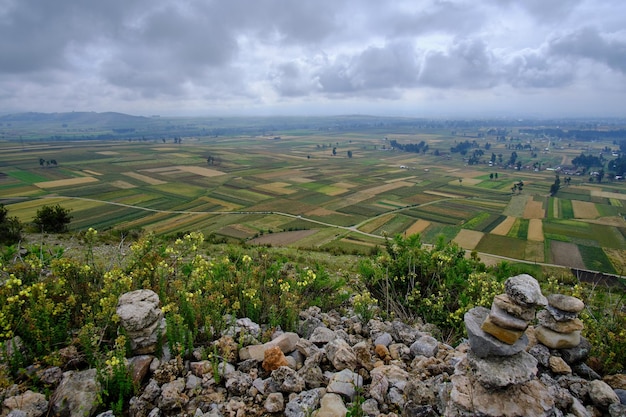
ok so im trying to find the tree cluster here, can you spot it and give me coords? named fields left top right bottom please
left=389, top=139, right=429, bottom=154
left=572, top=153, right=604, bottom=170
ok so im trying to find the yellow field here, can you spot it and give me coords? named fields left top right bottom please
left=256, top=182, right=297, bottom=195
left=330, top=181, right=413, bottom=209
left=453, top=229, right=484, bottom=250
left=96, top=151, right=118, bottom=155
left=123, top=172, right=166, bottom=185
left=491, top=216, right=516, bottom=235
left=527, top=219, right=544, bottom=241
left=405, top=219, right=430, bottom=236
left=175, top=166, right=225, bottom=177
left=572, top=200, right=599, bottom=219
left=590, top=190, right=626, bottom=200
left=523, top=198, right=545, bottom=219
left=306, top=207, right=340, bottom=216
left=35, top=177, right=98, bottom=188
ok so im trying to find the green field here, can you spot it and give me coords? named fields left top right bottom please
left=2, top=117, right=625, bottom=273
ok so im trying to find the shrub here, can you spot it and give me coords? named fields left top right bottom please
left=32, top=204, right=72, bottom=233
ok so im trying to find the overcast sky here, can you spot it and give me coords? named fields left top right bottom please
left=1, top=0, right=625, bottom=118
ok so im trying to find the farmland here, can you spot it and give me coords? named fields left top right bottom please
left=1, top=114, right=625, bottom=273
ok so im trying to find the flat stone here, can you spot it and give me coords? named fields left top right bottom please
left=466, top=350, right=538, bottom=389
left=481, top=314, right=525, bottom=345
left=465, top=307, right=529, bottom=358
left=493, top=294, right=537, bottom=321
left=488, top=303, right=529, bottom=330
left=560, top=337, right=592, bottom=364
left=3, top=390, right=48, bottom=417
left=547, top=293, right=584, bottom=313
left=504, top=274, right=548, bottom=307
left=535, top=326, right=581, bottom=349
left=549, top=356, right=572, bottom=374
left=537, top=309, right=584, bottom=333
left=545, top=305, right=579, bottom=322
left=239, top=332, right=300, bottom=361
left=409, top=335, right=439, bottom=358
left=315, top=393, right=348, bottom=417
left=373, top=332, right=393, bottom=347
left=128, top=355, right=154, bottom=386
left=326, top=369, right=363, bottom=401
left=309, top=326, right=336, bottom=345
left=605, top=374, right=626, bottom=390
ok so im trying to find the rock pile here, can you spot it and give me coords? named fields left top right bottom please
left=116, top=289, right=166, bottom=355
left=535, top=293, right=585, bottom=349
left=2, top=279, right=626, bottom=417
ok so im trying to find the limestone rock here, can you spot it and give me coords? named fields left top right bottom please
left=547, top=294, right=584, bottom=313
left=480, top=314, right=525, bottom=345
left=535, top=326, right=581, bottom=349
left=465, top=307, right=529, bottom=358
left=117, top=289, right=164, bottom=354
left=2, top=390, right=48, bottom=417
left=560, top=337, right=592, bottom=365
left=466, top=350, right=538, bottom=389
left=504, top=274, right=548, bottom=307
left=271, top=366, right=306, bottom=393
left=325, top=338, right=357, bottom=371
left=545, top=305, right=579, bottom=322
left=605, top=374, right=626, bottom=390
left=588, top=380, right=620, bottom=410
left=326, top=369, right=363, bottom=401
left=537, top=309, right=583, bottom=333
left=50, top=369, right=101, bottom=417
left=264, top=392, right=285, bottom=413
left=548, top=356, right=572, bottom=375
left=309, top=326, right=336, bottom=345
left=410, top=335, right=439, bottom=358
left=158, top=378, right=188, bottom=411
left=374, top=332, right=393, bottom=347
left=285, top=388, right=324, bottom=417
left=263, top=345, right=289, bottom=372
left=239, top=332, right=300, bottom=361
left=128, top=355, right=154, bottom=387
left=225, top=371, right=253, bottom=396
left=314, top=393, right=347, bottom=417
left=493, top=294, right=536, bottom=321
left=447, top=374, right=555, bottom=417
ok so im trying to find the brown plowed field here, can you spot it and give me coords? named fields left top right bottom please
left=550, top=241, right=585, bottom=268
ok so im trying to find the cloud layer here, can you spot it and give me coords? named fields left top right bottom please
left=1, top=0, right=625, bottom=117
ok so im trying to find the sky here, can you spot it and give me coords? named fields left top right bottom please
left=1, top=0, right=625, bottom=118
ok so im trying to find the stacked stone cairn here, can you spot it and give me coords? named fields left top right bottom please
left=535, top=293, right=585, bottom=350
left=449, top=274, right=553, bottom=416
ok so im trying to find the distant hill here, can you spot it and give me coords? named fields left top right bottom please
left=0, top=111, right=148, bottom=126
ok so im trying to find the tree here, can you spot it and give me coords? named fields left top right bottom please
left=0, top=204, right=22, bottom=244
left=347, top=150, right=352, bottom=158
left=33, top=204, right=72, bottom=233
left=489, top=173, right=494, bottom=180
left=550, top=175, right=561, bottom=196
left=39, top=158, right=45, bottom=167
left=332, top=147, right=337, bottom=156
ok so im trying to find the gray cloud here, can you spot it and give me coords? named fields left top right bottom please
left=0, top=0, right=625, bottom=116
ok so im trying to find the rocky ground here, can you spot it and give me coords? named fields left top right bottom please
left=2, top=276, right=626, bottom=417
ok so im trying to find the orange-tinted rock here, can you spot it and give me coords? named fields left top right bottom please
left=262, top=346, right=289, bottom=372
left=481, top=315, right=525, bottom=345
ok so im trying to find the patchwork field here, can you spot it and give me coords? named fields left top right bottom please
left=1, top=122, right=625, bottom=274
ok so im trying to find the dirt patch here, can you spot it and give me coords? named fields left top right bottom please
left=123, top=172, right=166, bottom=185
left=453, top=229, right=484, bottom=250
left=423, top=190, right=461, bottom=198
left=249, top=229, right=318, bottom=246
left=581, top=216, right=626, bottom=227
left=111, top=180, right=137, bottom=189
left=83, top=169, right=102, bottom=176
left=306, top=207, right=338, bottom=216
left=35, top=176, right=98, bottom=188
left=405, top=219, right=430, bottom=236
left=523, top=198, right=545, bottom=219
left=527, top=219, right=544, bottom=242
left=491, top=216, right=516, bottom=236
left=572, top=200, right=599, bottom=219
left=550, top=241, right=585, bottom=269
